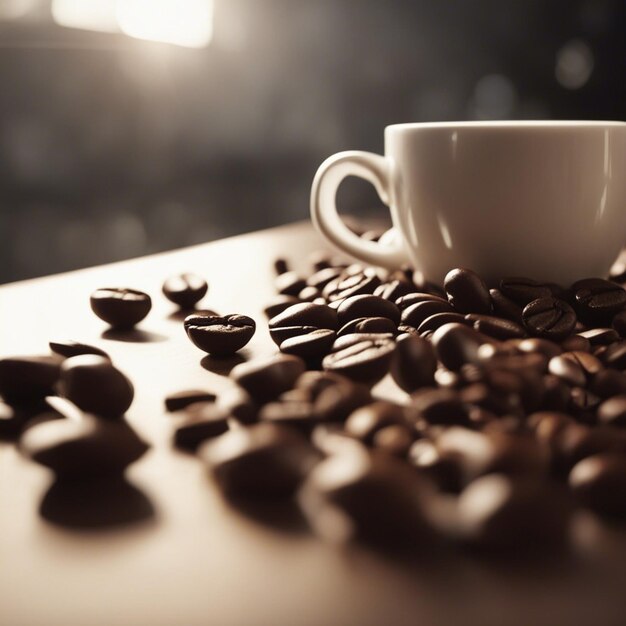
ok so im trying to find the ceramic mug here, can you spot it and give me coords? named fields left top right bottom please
left=310, top=121, right=626, bottom=286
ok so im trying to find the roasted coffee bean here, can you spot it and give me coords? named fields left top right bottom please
left=164, top=389, right=217, bottom=412
left=373, top=279, right=416, bottom=302
left=323, top=336, right=395, bottom=385
left=560, top=334, right=591, bottom=352
left=173, top=403, right=230, bottom=450
left=269, top=302, right=339, bottom=331
left=0, top=401, right=60, bottom=439
left=332, top=333, right=395, bottom=352
left=200, top=422, right=319, bottom=499
left=444, top=268, right=492, bottom=314
left=569, top=453, right=626, bottom=517
left=217, top=386, right=258, bottom=425
left=465, top=314, right=526, bottom=340
left=337, top=317, right=397, bottom=337
left=596, top=394, right=626, bottom=427
left=389, top=335, right=437, bottom=393
left=322, top=268, right=381, bottom=301
left=313, top=379, right=372, bottom=422
left=258, top=399, right=319, bottom=433
left=397, top=324, right=420, bottom=337
left=548, top=355, right=586, bottom=387
left=273, top=258, right=290, bottom=275
left=306, top=267, right=343, bottom=290
left=58, top=355, right=134, bottom=417
left=337, top=294, right=400, bottom=326
left=90, top=288, right=151, bottom=329
left=298, top=286, right=321, bottom=302
left=528, top=411, right=575, bottom=448
left=299, top=445, right=432, bottom=544
left=499, top=277, right=552, bottom=306
left=612, top=310, right=626, bottom=337
left=263, top=295, right=302, bottom=319
left=489, top=289, right=524, bottom=325
left=20, top=414, right=148, bottom=477
left=459, top=382, right=518, bottom=416
left=601, top=340, right=626, bottom=369
left=401, top=300, right=454, bottom=328
left=412, top=388, right=469, bottom=425
left=49, top=340, right=109, bottom=360
left=560, top=351, right=603, bottom=378
left=345, top=401, right=407, bottom=443
left=275, top=271, right=307, bottom=296
left=573, top=278, right=626, bottom=324
left=162, top=273, right=208, bottom=309
left=515, top=338, right=563, bottom=359
left=417, top=312, right=470, bottom=334
left=569, top=387, right=601, bottom=416
left=408, top=440, right=461, bottom=492
left=457, top=474, right=569, bottom=547
left=0, top=356, right=61, bottom=405
left=396, top=292, right=447, bottom=311
left=522, top=297, right=576, bottom=341
left=231, top=355, right=305, bottom=404
left=184, top=313, right=256, bottom=356
left=590, top=369, right=626, bottom=399
left=295, top=370, right=346, bottom=399
left=432, top=323, right=485, bottom=372
left=269, top=325, right=318, bottom=346
left=280, top=329, right=336, bottom=359
left=373, top=424, right=414, bottom=457
left=540, top=375, right=572, bottom=411
left=577, top=327, right=620, bottom=345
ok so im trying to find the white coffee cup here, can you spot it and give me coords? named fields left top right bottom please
left=311, top=121, right=626, bottom=286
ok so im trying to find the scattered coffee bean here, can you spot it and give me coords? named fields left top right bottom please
left=165, top=389, right=217, bottom=412
left=263, top=295, right=302, bottom=319
left=590, top=369, right=626, bottom=399
left=0, top=356, right=61, bottom=405
left=273, top=258, right=290, bottom=275
left=601, top=340, right=626, bottom=369
left=269, top=302, right=339, bottom=331
left=162, top=273, right=208, bottom=309
left=184, top=313, right=256, bottom=356
left=396, top=292, right=447, bottom=311
left=560, top=334, right=591, bottom=352
left=444, top=268, right=492, bottom=314
left=173, top=403, right=230, bottom=450
left=596, top=394, right=626, bottom=427
left=337, top=317, right=397, bottom=336
left=322, top=336, right=395, bottom=385
left=314, top=379, right=372, bottom=422
left=401, top=300, right=454, bottom=328
left=298, top=286, right=321, bottom=302
left=322, top=268, right=381, bottom=301
left=344, top=401, right=407, bottom=443
left=306, top=267, right=343, bottom=290
left=465, top=314, right=526, bottom=340
left=217, top=386, right=258, bottom=425
left=500, top=277, right=552, bottom=306
left=49, top=340, right=109, bottom=360
left=389, top=335, right=437, bottom=393
left=275, top=271, right=307, bottom=296
left=515, top=338, right=563, bottom=359
left=432, top=323, right=484, bottom=372
left=489, top=289, right=524, bottom=324
left=258, top=399, right=319, bottom=433
left=417, top=312, right=470, bottom=334
left=374, top=279, right=416, bottom=302
left=90, top=288, right=151, bottom=329
left=58, top=355, right=134, bottom=417
left=373, top=424, right=414, bottom=457
left=577, top=328, right=620, bottom=345
left=573, top=278, right=626, bottom=325
left=548, top=354, right=586, bottom=387
left=560, top=351, right=603, bottom=378
left=412, top=388, right=469, bottom=425
left=280, top=329, right=337, bottom=359
left=337, top=295, right=400, bottom=326
left=522, top=297, right=576, bottom=341
left=612, top=310, right=626, bottom=337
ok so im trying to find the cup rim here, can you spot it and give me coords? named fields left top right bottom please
left=386, top=120, right=626, bottom=131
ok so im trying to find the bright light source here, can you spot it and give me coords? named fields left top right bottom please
left=117, top=0, right=213, bottom=48
left=51, top=0, right=120, bottom=33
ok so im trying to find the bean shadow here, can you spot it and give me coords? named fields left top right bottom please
left=39, top=475, right=155, bottom=530
left=102, top=328, right=168, bottom=343
left=200, top=352, right=248, bottom=376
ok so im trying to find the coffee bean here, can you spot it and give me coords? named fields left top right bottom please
left=184, top=313, right=255, bottom=356
left=540, top=375, right=572, bottom=411
left=373, top=424, right=414, bottom=457
left=337, top=294, right=400, bottom=325
left=258, top=399, right=319, bottom=433
left=273, top=258, right=290, bottom=275
left=412, top=272, right=446, bottom=298
left=389, top=335, right=437, bottom=393
left=313, top=380, right=372, bottom=422
left=397, top=324, right=420, bottom=337
left=569, top=387, right=601, bottom=416
left=344, top=401, right=407, bottom=443
left=515, top=338, right=563, bottom=359
left=173, top=403, right=230, bottom=450
left=199, top=422, right=320, bottom=498
left=573, top=278, right=626, bottom=324
left=332, top=333, right=395, bottom=352
left=231, top=355, right=305, bottom=404
left=396, top=292, right=447, bottom=311
left=269, top=302, right=339, bottom=331
left=217, top=386, right=258, bottom=425
left=373, top=279, right=416, bottom=302
left=298, top=286, right=321, bottom=302
left=322, top=337, right=395, bottom=385
left=547, top=355, right=586, bottom=387
left=401, top=300, right=454, bottom=328
left=306, top=267, right=343, bottom=290
left=162, top=273, right=208, bottom=309
left=165, top=389, right=217, bottom=412
left=20, top=414, right=148, bottom=477
left=58, top=355, right=134, bottom=417
left=0, top=401, right=59, bottom=439
left=412, top=388, right=469, bottom=425
left=417, top=312, right=470, bottom=334
left=612, top=310, right=626, bottom=337
left=561, top=351, right=603, bottom=378
left=337, top=317, right=397, bottom=336
left=322, top=268, right=381, bottom=301
left=465, top=314, right=526, bottom=340
left=269, top=325, right=318, bottom=346
left=601, top=340, right=626, bottom=369
left=457, top=474, right=569, bottom=547
left=49, top=340, right=109, bottom=360
left=444, top=268, right=492, bottom=314
left=569, top=453, right=626, bottom=517
left=295, top=370, right=346, bottom=399
left=577, top=328, right=620, bottom=345
left=408, top=439, right=461, bottom=492
left=560, top=334, right=591, bottom=352
left=489, top=289, right=524, bottom=325
left=263, top=295, right=302, bottom=319
left=275, top=271, right=307, bottom=296
left=596, top=394, right=626, bottom=427
left=0, top=356, right=61, bottom=405
left=90, top=288, right=151, bottom=329
left=590, top=369, right=626, bottom=399
left=499, top=277, right=552, bottom=306
left=280, top=329, right=337, bottom=360
left=432, top=323, right=484, bottom=371
left=522, top=297, right=576, bottom=341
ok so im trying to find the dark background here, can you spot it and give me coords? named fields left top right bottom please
left=0, top=0, right=624, bottom=283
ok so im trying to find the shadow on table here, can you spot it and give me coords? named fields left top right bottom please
left=102, top=328, right=168, bottom=343
left=39, top=475, right=155, bottom=530
left=200, top=353, right=248, bottom=376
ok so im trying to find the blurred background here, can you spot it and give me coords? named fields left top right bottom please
left=0, top=0, right=624, bottom=283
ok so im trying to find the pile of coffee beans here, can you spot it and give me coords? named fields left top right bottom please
left=3, top=247, right=626, bottom=549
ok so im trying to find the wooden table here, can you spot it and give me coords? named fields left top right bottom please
left=1, top=221, right=625, bottom=626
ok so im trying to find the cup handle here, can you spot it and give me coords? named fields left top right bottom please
left=310, top=150, right=409, bottom=269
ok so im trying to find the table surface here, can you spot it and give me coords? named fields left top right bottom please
left=1, top=221, right=626, bottom=626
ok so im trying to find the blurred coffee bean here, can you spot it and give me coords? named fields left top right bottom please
left=540, top=375, right=572, bottom=411
left=444, top=268, right=492, bottom=314
left=499, top=277, right=552, bottom=306
left=601, top=340, right=626, bottom=369
left=90, top=288, right=151, bottom=329
left=432, top=323, right=485, bottom=371
left=298, top=286, right=321, bottom=302
left=573, top=278, right=626, bottom=325
left=1, top=401, right=60, bottom=439
left=465, top=314, right=526, bottom=340
left=569, top=387, right=601, bottom=416
left=20, top=414, right=148, bottom=477
left=590, top=369, right=626, bottom=399
left=200, top=422, right=320, bottom=499
left=231, top=355, right=305, bottom=404
left=58, top=355, right=134, bottom=417
left=322, top=337, right=395, bottom=385
left=217, top=386, right=258, bottom=425
left=390, top=335, right=437, bottom=393
left=184, top=313, right=256, bottom=356
left=417, top=312, right=470, bottom=334
left=612, top=310, right=626, bottom=337
left=263, top=295, right=302, bottom=319
left=569, top=453, right=626, bottom=518
left=173, top=403, right=230, bottom=451
left=337, top=317, right=397, bottom=337
left=401, top=300, right=454, bottom=328
left=597, top=394, right=626, bottom=427
left=373, top=279, right=416, bottom=302
left=560, top=334, right=591, bottom=352
left=49, top=340, right=109, bottom=360
left=269, top=302, right=339, bottom=331
left=548, top=355, right=587, bottom=387
left=322, top=268, right=381, bottom=301
left=306, top=267, right=343, bottom=290
left=345, top=401, right=407, bottom=443
left=165, top=389, right=217, bottom=412
left=408, top=439, right=461, bottom=492
left=489, top=289, right=524, bottom=324
left=560, top=351, right=603, bottom=378
left=269, top=325, right=318, bottom=346
left=273, top=258, right=290, bottom=276
left=337, top=294, right=400, bottom=326
left=162, top=273, right=208, bottom=309
left=295, top=370, right=346, bottom=399
left=314, top=380, right=372, bottom=422
left=0, top=356, right=61, bottom=405
left=275, top=271, right=307, bottom=296
left=412, top=388, right=469, bottom=425
left=522, top=297, right=576, bottom=341
left=280, top=329, right=337, bottom=360
left=515, top=338, right=563, bottom=359
left=258, top=399, right=319, bottom=433
left=373, top=424, right=414, bottom=457
left=396, top=292, right=447, bottom=311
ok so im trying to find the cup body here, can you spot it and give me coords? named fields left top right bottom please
left=385, top=121, right=626, bottom=285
